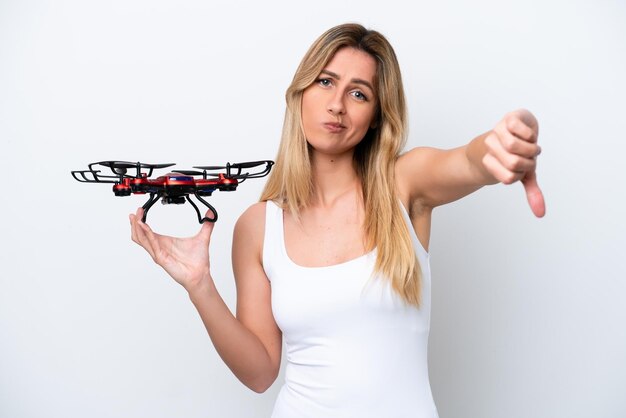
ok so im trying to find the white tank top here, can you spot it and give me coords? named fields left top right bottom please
left=263, top=200, right=438, bottom=418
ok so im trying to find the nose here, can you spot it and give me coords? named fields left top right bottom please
left=327, top=91, right=346, bottom=116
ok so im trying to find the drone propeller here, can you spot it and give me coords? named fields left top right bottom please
left=194, top=160, right=268, bottom=171
left=171, top=169, right=224, bottom=180
left=172, top=169, right=206, bottom=176
left=92, top=161, right=176, bottom=179
left=96, top=161, right=176, bottom=170
left=230, top=161, right=271, bottom=169
left=193, top=165, right=226, bottom=170
left=192, top=160, right=274, bottom=179
left=184, top=169, right=227, bottom=179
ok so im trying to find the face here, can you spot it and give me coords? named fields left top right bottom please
left=301, top=47, right=378, bottom=157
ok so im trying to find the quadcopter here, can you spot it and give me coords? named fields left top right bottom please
left=71, top=160, right=274, bottom=223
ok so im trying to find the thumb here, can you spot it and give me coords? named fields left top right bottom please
left=521, top=171, right=546, bottom=218
left=196, top=211, right=216, bottom=244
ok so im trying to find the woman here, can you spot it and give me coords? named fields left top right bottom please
left=129, top=23, right=544, bottom=417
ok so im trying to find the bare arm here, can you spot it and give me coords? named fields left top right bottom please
left=397, top=109, right=545, bottom=217
left=129, top=203, right=281, bottom=393
left=227, top=201, right=282, bottom=391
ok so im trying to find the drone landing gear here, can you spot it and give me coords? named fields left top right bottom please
left=141, top=192, right=162, bottom=222
left=140, top=192, right=218, bottom=224
left=186, top=194, right=218, bottom=224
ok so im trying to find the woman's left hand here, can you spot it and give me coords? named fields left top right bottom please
left=482, top=109, right=546, bottom=217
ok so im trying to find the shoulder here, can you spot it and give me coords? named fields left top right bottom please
left=395, top=147, right=439, bottom=204
left=233, top=201, right=267, bottom=262
left=395, top=147, right=440, bottom=180
left=237, top=200, right=267, bottom=224
left=234, top=201, right=267, bottom=240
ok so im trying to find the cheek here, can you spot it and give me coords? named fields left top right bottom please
left=301, top=92, right=317, bottom=126
left=355, top=108, right=376, bottom=132
left=301, top=105, right=314, bottom=136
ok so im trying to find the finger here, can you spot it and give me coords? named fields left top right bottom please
left=505, top=112, right=537, bottom=143
left=195, top=210, right=216, bottom=242
left=485, top=133, right=537, bottom=175
left=132, top=218, right=154, bottom=257
left=137, top=220, right=160, bottom=261
left=135, top=207, right=145, bottom=223
left=130, top=208, right=142, bottom=239
left=129, top=214, right=138, bottom=243
left=131, top=208, right=158, bottom=258
left=197, top=222, right=215, bottom=246
left=129, top=208, right=144, bottom=245
left=521, top=171, right=546, bottom=218
left=494, top=125, right=541, bottom=158
left=482, top=153, right=524, bottom=184
left=511, top=109, right=539, bottom=137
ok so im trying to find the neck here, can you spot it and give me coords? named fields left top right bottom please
left=310, top=150, right=361, bottom=208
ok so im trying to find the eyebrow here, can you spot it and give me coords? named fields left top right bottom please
left=320, top=69, right=375, bottom=93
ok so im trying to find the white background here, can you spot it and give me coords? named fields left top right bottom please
left=1, top=0, right=625, bottom=417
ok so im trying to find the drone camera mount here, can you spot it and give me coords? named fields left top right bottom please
left=162, top=196, right=186, bottom=205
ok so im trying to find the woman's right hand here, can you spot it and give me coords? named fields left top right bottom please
left=129, top=207, right=215, bottom=292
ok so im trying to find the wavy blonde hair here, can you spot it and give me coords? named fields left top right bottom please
left=260, top=23, right=421, bottom=306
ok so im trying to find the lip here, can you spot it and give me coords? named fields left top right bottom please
left=323, top=122, right=346, bottom=133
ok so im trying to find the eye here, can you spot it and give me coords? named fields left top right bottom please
left=317, top=78, right=332, bottom=87
left=351, top=90, right=368, bottom=101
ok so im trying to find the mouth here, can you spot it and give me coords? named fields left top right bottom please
left=323, top=122, right=346, bottom=133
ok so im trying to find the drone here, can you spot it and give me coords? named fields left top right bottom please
left=71, top=160, right=274, bottom=223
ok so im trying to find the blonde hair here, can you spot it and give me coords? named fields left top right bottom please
left=260, top=23, right=421, bottom=306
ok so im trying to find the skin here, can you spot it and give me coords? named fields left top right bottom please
left=129, top=46, right=544, bottom=393
left=287, top=48, right=378, bottom=266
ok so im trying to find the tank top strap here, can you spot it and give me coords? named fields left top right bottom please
left=262, top=200, right=283, bottom=281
